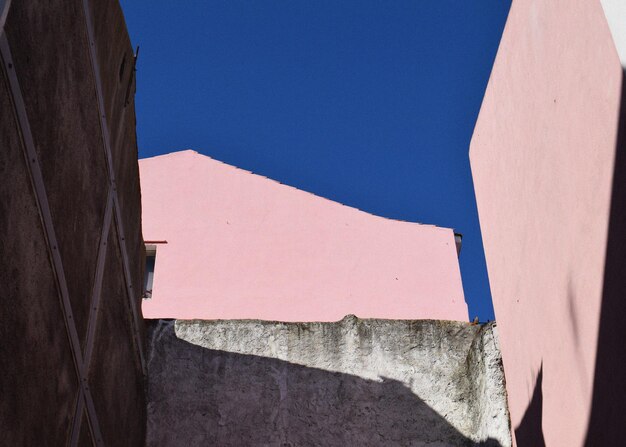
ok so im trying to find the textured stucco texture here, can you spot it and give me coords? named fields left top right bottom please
left=146, top=317, right=511, bottom=446
left=0, top=0, right=145, bottom=444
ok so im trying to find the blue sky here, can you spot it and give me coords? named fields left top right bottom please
left=120, top=1, right=510, bottom=321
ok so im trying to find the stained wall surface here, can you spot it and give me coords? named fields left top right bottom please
left=0, top=1, right=146, bottom=444
left=470, top=1, right=624, bottom=445
left=140, top=150, right=468, bottom=322
left=146, top=318, right=511, bottom=446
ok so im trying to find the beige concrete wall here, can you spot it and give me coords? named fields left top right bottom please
left=0, top=1, right=146, bottom=444
left=470, top=1, right=625, bottom=445
left=146, top=318, right=511, bottom=446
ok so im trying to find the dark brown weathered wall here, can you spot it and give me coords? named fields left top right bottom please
left=0, top=1, right=145, bottom=445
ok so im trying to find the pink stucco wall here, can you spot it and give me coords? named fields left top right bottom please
left=470, top=1, right=623, bottom=446
left=139, top=150, right=468, bottom=322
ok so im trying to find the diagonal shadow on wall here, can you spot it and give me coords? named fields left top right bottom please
left=145, top=320, right=502, bottom=447
left=584, top=69, right=626, bottom=446
left=514, top=365, right=545, bottom=447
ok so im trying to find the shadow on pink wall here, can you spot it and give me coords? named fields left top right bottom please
left=511, top=70, right=626, bottom=447
left=584, top=70, right=626, bottom=446
left=515, top=365, right=545, bottom=446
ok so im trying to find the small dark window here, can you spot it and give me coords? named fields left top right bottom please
left=143, top=245, right=156, bottom=299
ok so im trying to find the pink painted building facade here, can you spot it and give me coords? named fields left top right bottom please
left=140, top=150, right=468, bottom=322
left=470, top=1, right=626, bottom=445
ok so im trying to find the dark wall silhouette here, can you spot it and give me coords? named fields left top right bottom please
left=0, top=1, right=146, bottom=444
left=584, top=70, right=626, bottom=446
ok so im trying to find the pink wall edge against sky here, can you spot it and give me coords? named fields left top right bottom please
left=470, top=1, right=623, bottom=445
left=140, top=150, right=468, bottom=322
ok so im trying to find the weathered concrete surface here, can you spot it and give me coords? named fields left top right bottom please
left=146, top=317, right=511, bottom=446
left=0, top=0, right=145, bottom=444
left=0, top=58, right=78, bottom=446
left=6, top=0, right=109, bottom=348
